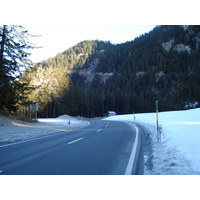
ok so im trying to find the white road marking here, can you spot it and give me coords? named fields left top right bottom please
left=125, top=124, right=139, bottom=175
left=68, top=137, right=83, bottom=145
left=96, top=129, right=102, bottom=132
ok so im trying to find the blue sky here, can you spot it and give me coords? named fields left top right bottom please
left=27, top=25, right=156, bottom=63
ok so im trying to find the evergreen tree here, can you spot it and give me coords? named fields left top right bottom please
left=0, top=25, right=39, bottom=111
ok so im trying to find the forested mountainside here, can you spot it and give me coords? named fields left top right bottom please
left=21, top=25, right=200, bottom=118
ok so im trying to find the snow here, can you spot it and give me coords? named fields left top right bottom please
left=104, top=108, right=200, bottom=175
left=184, top=101, right=199, bottom=109
left=0, top=115, right=89, bottom=144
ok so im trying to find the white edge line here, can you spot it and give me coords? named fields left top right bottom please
left=0, top=121, right=90, bottom=148
left=96, top=129, right=102, bottom=132
left=68, top=137, right=83, bottom=145
left=125, top=124, right=139, bottom=175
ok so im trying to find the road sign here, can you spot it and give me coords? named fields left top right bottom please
left=30, top=103, right=39, bottom=111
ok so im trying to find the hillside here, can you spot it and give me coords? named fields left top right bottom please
left=21, top=25, right=200, bottom=118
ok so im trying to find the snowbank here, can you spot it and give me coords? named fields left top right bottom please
left=0, top=115, right=89, bottom=144
left=104, top=108, right=200, bottom=175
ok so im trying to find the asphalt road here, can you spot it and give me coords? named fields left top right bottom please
left=0, top=120, right=143, bottom=175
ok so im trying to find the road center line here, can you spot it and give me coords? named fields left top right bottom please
left=96, top=129, right=102, bottom=132
left=68, top=137, right=83, bottom=145
left=125, top=124, right=139, bottom=175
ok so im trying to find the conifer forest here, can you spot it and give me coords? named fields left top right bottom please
left=1, top=25, right=200, bottom=118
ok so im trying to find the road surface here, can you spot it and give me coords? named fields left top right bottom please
left=0, top=120, right=144, bottom=175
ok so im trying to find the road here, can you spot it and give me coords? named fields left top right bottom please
left=0, top=120, right=144, bottom=175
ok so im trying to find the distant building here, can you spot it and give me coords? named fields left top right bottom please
left=107, top=111, right=116, bottom=117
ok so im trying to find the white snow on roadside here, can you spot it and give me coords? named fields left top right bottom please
left=104, top=108, right=200, bottom=175
left=0, top=115, right=89, bottom=144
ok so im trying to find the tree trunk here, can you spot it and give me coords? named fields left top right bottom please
left=0, top=25, right=7, bottom=109
left=53, top=98, right=56, bottom=118
left=0, top=25, right=7, bottom=62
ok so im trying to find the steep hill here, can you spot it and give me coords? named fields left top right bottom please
left=22, top=25, right=200, bottom=118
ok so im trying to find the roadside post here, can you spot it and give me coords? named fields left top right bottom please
left=68, top=115, right=71, bottom=129
left=156, top=100, right=160, bottom=142
left=133, top=109, right=136, bottom=122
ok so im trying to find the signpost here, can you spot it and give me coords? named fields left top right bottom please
left=30, top=102, right=39, bottom=120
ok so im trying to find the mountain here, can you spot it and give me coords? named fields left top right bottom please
left=21, top=25, right=200, bottom=118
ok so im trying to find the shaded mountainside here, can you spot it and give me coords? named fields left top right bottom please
left=22, top=25, right=200, bottom=118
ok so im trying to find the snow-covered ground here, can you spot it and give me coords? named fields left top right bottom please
left=104, top=108, right=200, bottom=175
left=0, top=115, right=89, bottom=144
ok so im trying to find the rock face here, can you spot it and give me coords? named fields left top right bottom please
left=78, top=57, right=114, bottom=84
left=162, top=41, right=191, bottom=55
left=161, top=26, right=200, bottom=55
left=162, top=39, right=174, bottom=52
left=173, top=44, right=191, bottom=54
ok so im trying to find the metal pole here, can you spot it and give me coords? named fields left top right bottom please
left=156, top=100, right=159, bottom=142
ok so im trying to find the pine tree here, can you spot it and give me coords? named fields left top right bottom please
left=0, top=25, right=40, bottom=111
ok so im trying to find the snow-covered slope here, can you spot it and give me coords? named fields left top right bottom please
left=104, top=108, right=200, bottom=175
left=0, top=115, right=89, bottom=144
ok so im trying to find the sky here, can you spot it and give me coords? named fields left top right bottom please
left=1, top=0, right=198, bottom=63
left=26, top=25, right=156, bottom=63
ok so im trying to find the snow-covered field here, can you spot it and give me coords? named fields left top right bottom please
left=105, top=108, right=200, bottom=175
left=0, top=115, right=89, bottom=144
